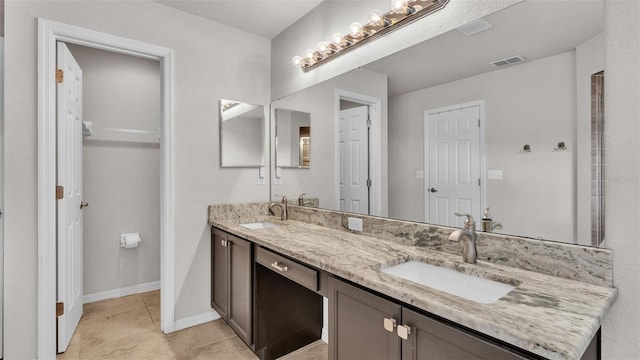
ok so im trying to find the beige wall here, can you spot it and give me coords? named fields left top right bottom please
left=4, top=0, right=270, bottom=357
left=67, top=44, right=162, bottom=296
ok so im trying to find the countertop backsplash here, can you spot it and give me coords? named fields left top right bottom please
left=209, top=201, right=613, bottom=287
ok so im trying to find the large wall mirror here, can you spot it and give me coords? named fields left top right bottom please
left=271, top=0, right=605, bottom=247
left=220, top=99, right=266, bottom=167
left=275, top=108, right=311, bottom=168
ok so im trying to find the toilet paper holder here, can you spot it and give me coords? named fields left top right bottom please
left=120, top=233, right=142, bottom=248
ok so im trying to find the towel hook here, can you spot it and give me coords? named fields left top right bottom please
left=520, top=144, right=532, bottom=153
left=553, top=142, right=567, bottom=151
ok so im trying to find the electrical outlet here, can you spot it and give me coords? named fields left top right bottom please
left=348, top=217, right=363, bottom=232
left=487, top=169, right=503, bottom=180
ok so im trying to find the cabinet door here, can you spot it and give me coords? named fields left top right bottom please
left=328, top=277, right=401, bottom=360
left=228, top=234, right=253, bottom=347
left=401, top=308, right=527, bottom=360
left=211, top=228, right=228, bottom=320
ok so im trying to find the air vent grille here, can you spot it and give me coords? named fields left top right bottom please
left=491, top=55, right=526, bottom=68
left=456, top=18, right=494, bottom=36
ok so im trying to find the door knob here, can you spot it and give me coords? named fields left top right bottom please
left=429, top=188, right=438, bottom=193
left=80, top=201, right=89, bottom=209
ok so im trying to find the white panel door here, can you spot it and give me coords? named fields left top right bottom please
left=339, top=106, right=369, bottom=214
left=57, top=42, right=84, bottom=353
left=427, top=105, right=481, bottom=227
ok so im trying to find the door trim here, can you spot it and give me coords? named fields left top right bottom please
left=37, top=19, right=175, bottom=358
left=423, top=100, right=485, bottom=224
left=335, top=89, right=383, bottom=216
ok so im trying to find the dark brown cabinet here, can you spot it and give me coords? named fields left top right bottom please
left=329, top=277, right=531, bottom=360
left=328, top=276, right=401, bottom=360
left=401, top=307, right=527, bottom=360
left=211, top=228, right=253, bottom=347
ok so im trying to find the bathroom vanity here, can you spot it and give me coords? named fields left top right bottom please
left=209, top=202, right=616, bottom=360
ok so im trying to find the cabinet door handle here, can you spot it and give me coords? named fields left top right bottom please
left=271, top=261, right=289, bottom=272
left=221, top=239, right=227, bottom=247
left=383, top=318, right=397, bottom=332
left=397, top=324, right=412, bottom=340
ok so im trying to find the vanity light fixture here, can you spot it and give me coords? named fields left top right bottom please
left=291, top=0, right=450, bottom=72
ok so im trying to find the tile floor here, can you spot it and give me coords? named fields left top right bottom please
left=57, top=290, right=327, bottom=360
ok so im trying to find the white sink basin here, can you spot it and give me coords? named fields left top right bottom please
left=239, top=221, right=280, bottom=230
left=381, top=261, right=515, bottom=304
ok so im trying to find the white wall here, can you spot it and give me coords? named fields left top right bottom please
left=389, top=52, right=577, bottom=243
left=66, top=44, right=162, bottom=296
left=601, top=0, right=640, bottom=358
left=575, top=33, right=605, bottom=246
left=271, top=68, right=388, bottom=212
left=4, top=1, right=270, bottom=357
left=275, top=109, right=294, bottom=167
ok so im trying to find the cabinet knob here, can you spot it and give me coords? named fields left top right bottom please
left=397, top=324, right=412, bottom=340
left=221, top=239, right=228, bottom=247
left=383, top=318, right=397, bottom=332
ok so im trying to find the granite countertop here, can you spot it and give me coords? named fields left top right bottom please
left=209, top=215, right=617, bottom=360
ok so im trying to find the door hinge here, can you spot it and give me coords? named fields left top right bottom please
left=366, top=179, right=372, bottom=187
left=56, top=69, right=64, bottom=83
left=478, top=178, right=481, bottom=186
left=366, top=118, right=372, bottom=128
left=478, top=119, right=481, bottom=127
left=56, top=185, right=64, bottom=200
left=56, top=302, right=64, bottom=317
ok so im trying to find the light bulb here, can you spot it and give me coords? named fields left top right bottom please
left=291, top=55, right=303, bottom=66
left=304, top=48, right=315, bottom=59
left=391, top=0, right=409, bottom=14
left=349, top=22, right=363, bottom=37
left=332, top=32, right=344, bottom=46
left=368, top=9, right=384, bottom=25
left=317, top=41, right=329, bottom=53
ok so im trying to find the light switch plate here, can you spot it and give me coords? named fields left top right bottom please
left=347, top=217, right=363, bottom=232
left=487, top=170, right=503, bottom=180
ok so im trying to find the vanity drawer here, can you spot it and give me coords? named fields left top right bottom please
left=256, top=246, right=318, bottom=291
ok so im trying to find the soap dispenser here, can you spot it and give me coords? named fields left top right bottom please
left=481, top=208, right=493, bottom=232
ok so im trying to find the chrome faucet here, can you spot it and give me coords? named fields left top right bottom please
left=298, top=193, right=315, bottom=207
left=481, top=207, right=503, bottom=232
left=270, top=194, right=288, bottom=221
left=448, top=213, right=478, bottom=264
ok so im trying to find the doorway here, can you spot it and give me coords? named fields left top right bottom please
left=424, top=101, right=484, bottom=227
left=55, top=42, right=162, bottom=353
left=335, top=90, right=382, bottom=216
left=38, top=19, right=175, bottom=358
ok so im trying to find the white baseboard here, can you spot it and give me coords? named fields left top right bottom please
left=83, top=280, right=160, bottom=304
left=174, top=310, right=221, bottom=332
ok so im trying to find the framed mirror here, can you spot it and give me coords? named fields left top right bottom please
left=219, top=99, right=265, bottom=167
left=271, top=0, right=605, bottom=247
left=275, top=108, right=311, bottom=168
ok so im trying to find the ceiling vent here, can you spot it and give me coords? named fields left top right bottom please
left=490, top=55, right=526, bottom=68
left=456, top=18, right=493, bottom=36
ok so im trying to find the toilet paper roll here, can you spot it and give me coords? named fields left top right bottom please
left=120, top=233, right=142, bottom=249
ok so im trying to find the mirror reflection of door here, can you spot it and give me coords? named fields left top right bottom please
left=425, top=102, right=482, bottom=228
left=274, top=108, right=311, bottom=169
left=299, top=126, right=310, bottom=167
left=339, top=105, right=370, bottom=215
